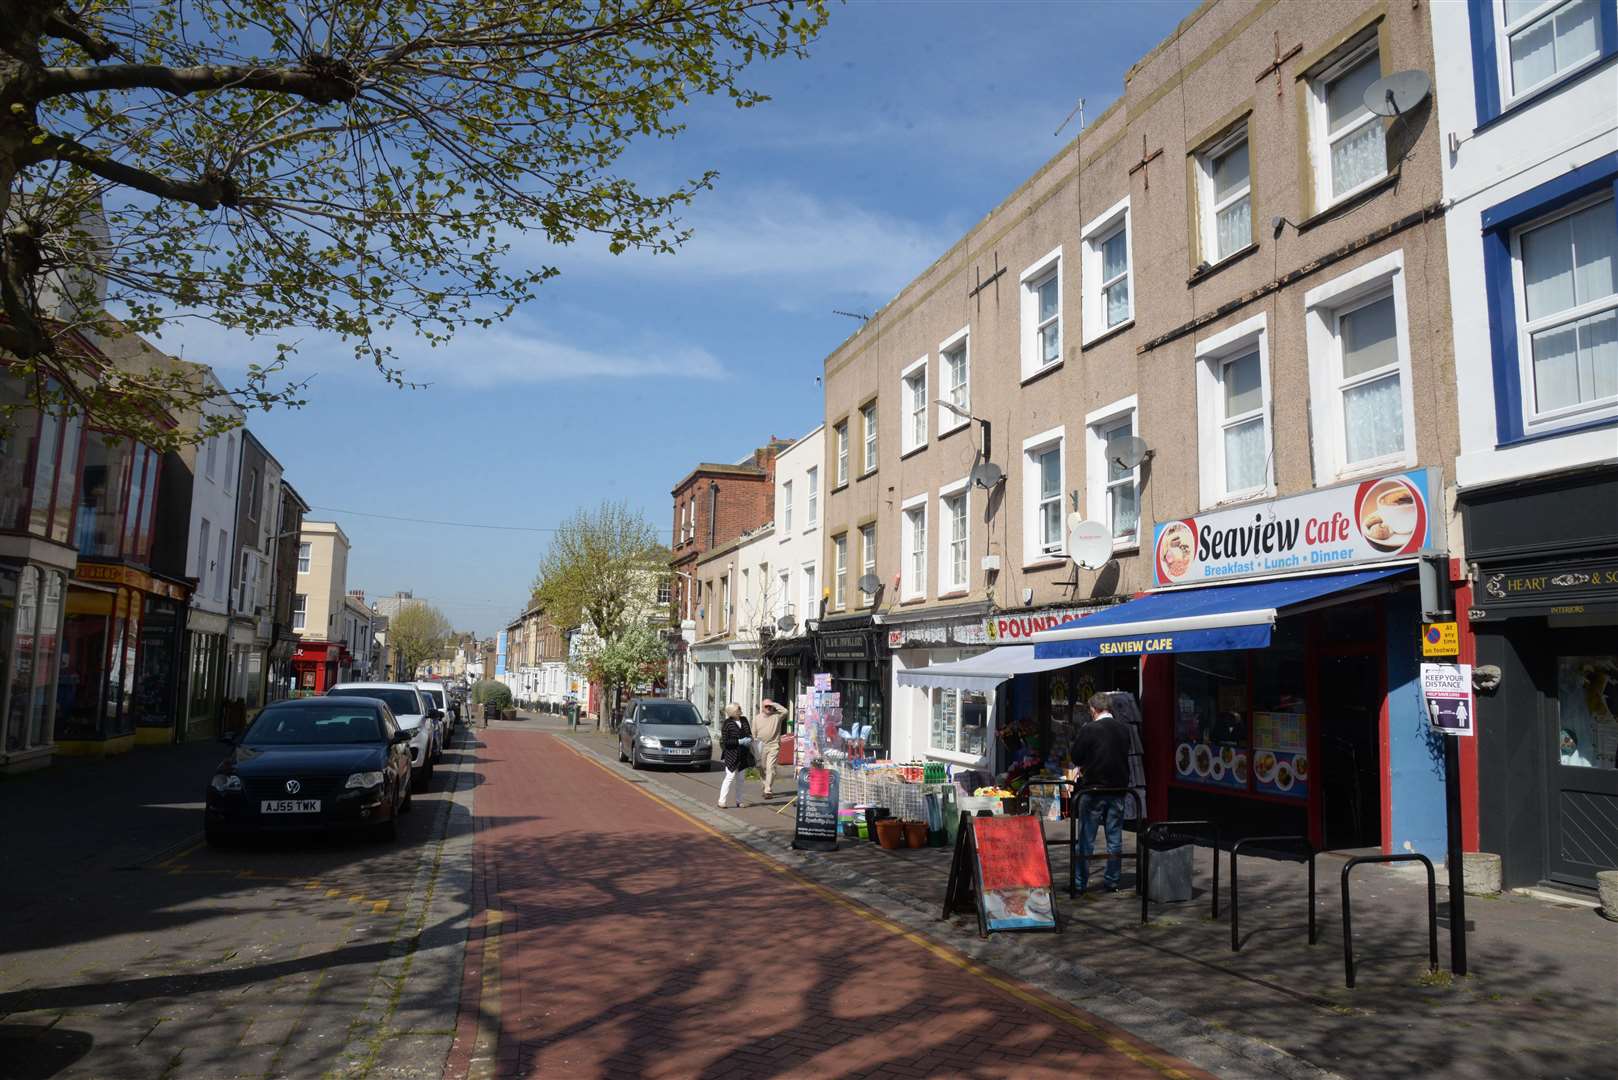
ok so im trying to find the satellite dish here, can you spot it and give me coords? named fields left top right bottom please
left=1107, top=435, right=1151, bottom=471
left=1068, top=520, right=1112, bottom=570
left=857, top=573, right=882, bottom=596
left=776, top=614, right=797, bottom=632
left=1364, top=69, right=1431, bottom=118
left=970, top=461, right=1004, bottom=489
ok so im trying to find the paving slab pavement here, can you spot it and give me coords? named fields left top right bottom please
left=561, top=725, right=1617, bottom=1080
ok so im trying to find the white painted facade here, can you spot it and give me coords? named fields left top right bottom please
left=772, top=425, right=825, bottom=636
left=185, top=370, right=242, bottom=627
left=1430, top=1, right=1618, bottom=496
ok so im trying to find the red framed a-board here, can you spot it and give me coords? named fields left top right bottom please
left=942, top=813, right=1062, bottom=938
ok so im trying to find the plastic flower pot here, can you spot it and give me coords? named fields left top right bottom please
left=874, top=818, right=904, bottom=850
left=903, top=821, right=928, bottom=848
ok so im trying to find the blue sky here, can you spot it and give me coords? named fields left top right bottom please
left=172, top=0, right=1199, bottom=635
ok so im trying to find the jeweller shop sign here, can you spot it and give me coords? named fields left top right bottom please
left=1152, top=469, right=1438, bottom=587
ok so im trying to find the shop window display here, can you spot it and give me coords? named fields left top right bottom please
left=1557, top=656, right=1618, bottom=770
left=930, top=687, right=987, bottom=758
left=1173, top=632, right=1312, bottom=801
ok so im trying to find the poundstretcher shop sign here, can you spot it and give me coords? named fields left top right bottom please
left=1152, top=469, right=1437, bottom=587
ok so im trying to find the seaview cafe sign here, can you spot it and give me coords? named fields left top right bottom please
left=1152, top=469, right=1438, bottom=588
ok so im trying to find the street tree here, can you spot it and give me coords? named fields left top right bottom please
left=0, top=0, right=829, bottom=448
left=572, top=622, right=665, bottom=715
left=532, top=500, right=667, bottom=725
left=387, top=600, right=452, bottom=680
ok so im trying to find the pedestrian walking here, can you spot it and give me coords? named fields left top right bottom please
left=717, top=703, right=755, bottom=809
left=1071, top=692, right=1132, bottom=894
left=752, top=699, right=788, bottom=799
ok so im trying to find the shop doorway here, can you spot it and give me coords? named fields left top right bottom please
left=1318, top=651, right=1382, bottom=850
left=1542, top=641, right=1618, bottom=888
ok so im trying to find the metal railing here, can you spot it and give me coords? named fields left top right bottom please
left=1340, top=853, right=1438, bottom=989
left=1229, top=835, right=1315, bottom=952
left=1138, top=820, right=1220, bottom=925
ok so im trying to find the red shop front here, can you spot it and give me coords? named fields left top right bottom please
left=292, top=641, right=342, bottom=695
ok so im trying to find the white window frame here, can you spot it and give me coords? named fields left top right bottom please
left=1304, top=250, right=1418, bottom=483
left=1019, top=246, right=1064, bottom=381
left=1085, top=396, right=1141, bottom=550
left=297, top=541, right=311, bottom=574
left=801, top=561, right=818, bottom=621
left=1196, top=126, right=1252, bottom=265
left=781, top=479, right=793, bottom=533
left=292, top=592, right=307, bottom=631
left=197, top=518, right=211, bottom=581
left=859, top=523, right=877, bottom=608
left=861, top=401, right=878, bottom=475
left=927, top=682, right=991, bottom=762
left=900, top=492, right=928, bottom=601
left=832, top=533, right=848, bottom=610
left=777, top=569, right=792, bottom=621
left=1194, top=314, right=1275, bottom=507
left=835, top=421, right=849, bottom=485
left=806, top=466, right=819, bottom=529
left=1081, top=197, right=1133, bottom=344
left=1509, top=191, right=1618, bottom=434
left=901, top=356, right=929, bottom=454
left=937, top=476, right=970, bottom=594
left=1020, top=426, right=1066, bottom=565
left=721, top=573, right=730, bottom=632
left=1495, top=0, right=1607, bottom=105
left=1307, top=35, right=1386, bottom=211
left=937, top=326, right=971, bottom=434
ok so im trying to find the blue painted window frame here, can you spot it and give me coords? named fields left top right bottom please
left=1468, top=0, right=1618, bottom=127
left=1480, top=152, right=1618, bottom=446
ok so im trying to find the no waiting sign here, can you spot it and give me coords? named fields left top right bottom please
left=1421, top=663, right=1474, bottom=736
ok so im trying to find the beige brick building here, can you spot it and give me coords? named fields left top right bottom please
left=818, top=0, right=1461, bottom=852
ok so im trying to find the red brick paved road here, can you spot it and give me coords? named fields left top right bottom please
left=447, top=731, right=1216, bottom=1080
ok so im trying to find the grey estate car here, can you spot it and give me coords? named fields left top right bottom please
left=617, top=698, right=712, bottom=770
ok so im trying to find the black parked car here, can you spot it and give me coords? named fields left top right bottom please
left=204, top=696, right=414, bottom=845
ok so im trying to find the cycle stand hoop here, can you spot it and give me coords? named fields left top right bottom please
left=1229, top=835, right=1315, bottom=953
left=1340, top=853, right=1439, bottom=989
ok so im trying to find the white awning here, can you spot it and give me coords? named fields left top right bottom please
left=895, top=645, right=1090, bottom=693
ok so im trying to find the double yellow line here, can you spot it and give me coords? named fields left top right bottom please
left=554, top=735, right=1201, bottom=1080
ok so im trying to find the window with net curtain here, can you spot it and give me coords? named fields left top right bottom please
left=945, top=492, right=967, bottom=590
left=1101, top=226, right=1130, bottom=327
left=1517, top=195, right=1617, bottom=420
left=1318, top=43, right=1385, bottom=202
left=906, top=367, right=927, bottom=449
left=1504, top=0, right=1603, bottom=99
left=1205, top=130, right=1251, bottom=263
left=1101, top=416, right=1140, bottom=541
left=1334, top=292, right=1405, bottom=465
left=1220, top=349, right=1267, bottom=495
left=1037, top=446, right=1062, bottom=553
left=904, top=504, right=926, bottom=596
left=860, top=524, right=876, bottom=606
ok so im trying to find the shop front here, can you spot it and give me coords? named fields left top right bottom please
left=1, top=564, right=69, bottom=771
left=1033, top=470, right=1454, bottom=856
left=58, top=562, right=190, bottom=755
left=291, top=640, right=342, bottom=696
left=183, top=610, right=229, bottom=740
left=1463, top=467, right=1618, bottom=891
left=690, top=641, right=735, bottom=728
left=812, top=615, right=889, bottom=757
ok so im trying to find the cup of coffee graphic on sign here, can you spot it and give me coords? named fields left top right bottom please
left=1360, top=479, right=1420, bottom=549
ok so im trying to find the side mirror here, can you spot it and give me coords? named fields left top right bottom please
left=429, top=708, right=444, bottom=721
left=392, top=729, right=413, bottom=744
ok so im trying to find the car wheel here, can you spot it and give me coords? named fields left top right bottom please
left=630, top=745, right=643, bottom=770
left=618, top=740, right=629, bottom=763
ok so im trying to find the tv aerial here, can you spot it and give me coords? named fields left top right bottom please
left=1364, top=69, right=1431, bottom=118
left=970, top=461, right=1004, bottom=490
left=857, top=574, right=882, bottom=596
left=1068, top=520, right=1112, bottom=570
left=1106, top=434, right=1152, bottom=471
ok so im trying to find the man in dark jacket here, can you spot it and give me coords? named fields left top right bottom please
left=1072, top=692, right=1132, bottom=893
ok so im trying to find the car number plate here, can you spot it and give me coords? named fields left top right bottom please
left=662, top=747, right=691, bottom=756
left=260, top=799, right=321, bottom=814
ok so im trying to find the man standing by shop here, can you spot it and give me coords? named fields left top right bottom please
left=1072, top=692, right=1132, bottom=895
left=752, top=699, right=788, bottom=799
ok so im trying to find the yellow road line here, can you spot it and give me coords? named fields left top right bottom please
left=552, top=736, right=1198, bottom=1080
left=467, top=909, right=504, bottom=1080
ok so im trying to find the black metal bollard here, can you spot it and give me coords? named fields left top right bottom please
left=1340, top=853, right=1438, bottom=989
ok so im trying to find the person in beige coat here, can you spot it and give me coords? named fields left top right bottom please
left=752, top=700, right=789, bottom=798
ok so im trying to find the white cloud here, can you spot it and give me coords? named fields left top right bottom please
left=535, top=184, right=962, bottom=303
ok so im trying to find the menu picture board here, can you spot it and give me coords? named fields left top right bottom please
left=791, top=764, right=840, bottom=852
left=942, top=813, right=1060, bottom=937
left=1252, top=711, right=1309, bottom=799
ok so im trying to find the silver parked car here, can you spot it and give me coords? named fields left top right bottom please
left=617, top=698, right=712, bottom=770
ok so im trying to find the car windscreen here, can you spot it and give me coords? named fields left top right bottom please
left=244, top=707, right=384, bottom=745
left=637, top=702, right=703, bottom=725
left=334, top=688, right=421, bottom=715
left=421, top=689, right=445, bottom=709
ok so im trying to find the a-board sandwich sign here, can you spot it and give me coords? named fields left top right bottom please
left=942, top=813, right=1060, bottom=937
left=791, top=762, right=840, bottom=851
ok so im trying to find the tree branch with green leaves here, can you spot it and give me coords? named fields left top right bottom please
left=0, top=0, right=828, bottom=449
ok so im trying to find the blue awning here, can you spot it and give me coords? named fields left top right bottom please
left=1030, top=567, right=1410, bottom=659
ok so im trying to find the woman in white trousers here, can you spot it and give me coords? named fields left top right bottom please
left=717, top=703, right=754, bottom=808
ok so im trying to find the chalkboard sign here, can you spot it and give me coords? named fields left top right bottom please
left=791, top=764, right=840, bottom=851
left=942, top=813, right=1060, bottom=937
